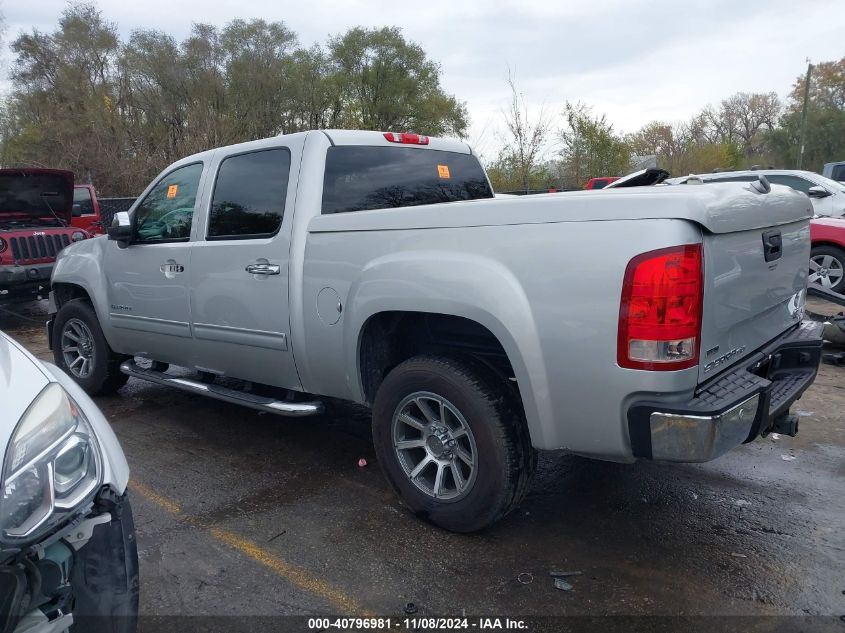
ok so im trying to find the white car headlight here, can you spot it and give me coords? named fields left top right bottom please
left=1, top=383, right=102, bottom=544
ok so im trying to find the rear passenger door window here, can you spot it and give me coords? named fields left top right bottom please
left=765, top=174, right=813, bottom=194
left=208, top=149, right=291, bottom=240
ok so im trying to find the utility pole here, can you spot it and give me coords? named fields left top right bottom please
left=797, top=60, right=813, bottom=170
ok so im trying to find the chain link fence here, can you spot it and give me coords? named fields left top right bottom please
left=98, top=197, right=136, bottom=229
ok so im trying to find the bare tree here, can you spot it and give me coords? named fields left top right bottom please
left=722, top=92, right=781, bottom=155
left=689, top=92, right=781, bottom=158
left=499, top=69, right=552, bottom=191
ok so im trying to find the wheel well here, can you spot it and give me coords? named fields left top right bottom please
left=358, top=311, right=520, bottom=405
left=52, top=283, right=92, bottom=310
left=811, top=241, right=845, bottom=254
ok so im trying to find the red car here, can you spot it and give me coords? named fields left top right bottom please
left=584, top=176, right=620, bottom=190
left=810, top=217, right=845, bottom=293
left=72, top=184, right=107, bottom=235
left=0, top=169, right=90, bottom=303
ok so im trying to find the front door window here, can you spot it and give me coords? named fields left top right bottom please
left=134, top=163, right=203, bottom=242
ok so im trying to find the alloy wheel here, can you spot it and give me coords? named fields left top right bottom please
left=809, top=254, right=844, bottom=289
left=391, top=392, right=479, bottom=501
left=61, top=318, right=96, bottom=379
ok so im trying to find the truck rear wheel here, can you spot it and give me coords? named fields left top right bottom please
left=372, top=355, right=535, bottom=532
left=52, top=299, right=128, bottom=396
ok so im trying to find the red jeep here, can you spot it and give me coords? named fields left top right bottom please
left=0, top=169, right=90, bottom=304
left=72, top=184, right=106, bottom=235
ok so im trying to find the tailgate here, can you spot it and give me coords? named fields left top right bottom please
left=699, top=210, right=811, bottom=382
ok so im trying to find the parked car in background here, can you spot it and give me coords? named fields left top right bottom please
left=584, top=176, right=619, bottom=189
left=72, top=186, right=137, bottom=236
left=823, top=160, right=845, bottom=183
left=1, top=169, right=90, bottom=304
left=0, top=330, right=138, bottom=633
left=48, top=129, right=821, bottom=532
left=809, top=217, right=845, bottom=293
left=668, top=170, right=845, bottom=217
left=614, top=170, right=845, bottom=295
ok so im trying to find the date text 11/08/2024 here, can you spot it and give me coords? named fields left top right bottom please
left=307, top=618, right=529, bottom=630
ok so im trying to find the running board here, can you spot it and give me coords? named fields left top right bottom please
left=120, top=360, right=324, bottom=417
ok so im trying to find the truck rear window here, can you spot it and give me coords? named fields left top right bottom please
left=321, top=146, right=493, bottom=214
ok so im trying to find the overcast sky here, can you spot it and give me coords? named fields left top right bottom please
left=2, top=0, right=843, bottom=159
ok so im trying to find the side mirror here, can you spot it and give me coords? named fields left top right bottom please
left=72, top=203, right=83, bottom=217
left=807, top=185, right=832, bottom=199
left=107, top=211, right=133, bottom=247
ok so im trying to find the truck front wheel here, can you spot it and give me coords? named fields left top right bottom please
left=52, top=299, right=129, bottom=396
left=372, top=355, right=535, bottom=532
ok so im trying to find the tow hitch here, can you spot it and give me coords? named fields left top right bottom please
left=770, top=412, right=799, bottom=437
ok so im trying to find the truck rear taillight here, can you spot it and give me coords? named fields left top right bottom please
left=383, top=132, right=429, bottom=145
left=618, top=244, right=703, bottom=370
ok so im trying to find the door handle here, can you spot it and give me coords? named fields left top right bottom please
left=762, top=229, right=782, bottom=263
left=245, top=263, right=281, bottom=275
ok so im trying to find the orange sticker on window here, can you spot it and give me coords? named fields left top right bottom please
left=437, top=164, right=451, bottom=179
left=166, top=185, right=178, bottom=199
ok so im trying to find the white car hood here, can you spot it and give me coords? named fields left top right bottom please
left=0, top=333, right=51, bottom=447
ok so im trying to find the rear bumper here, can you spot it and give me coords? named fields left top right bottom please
left=0, top=263, right=53, bottom=304
left=627, top=321, right=824, bottom=462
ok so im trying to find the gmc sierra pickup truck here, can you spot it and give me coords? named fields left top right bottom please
left=1, top=169, right=90, bottom=305
left=47, top=130, right=823, bottom=532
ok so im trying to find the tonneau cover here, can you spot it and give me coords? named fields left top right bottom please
left=309, top=182, right=812, bottom=235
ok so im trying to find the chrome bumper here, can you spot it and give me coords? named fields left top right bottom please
left=627, top=321, right=823, bottom=463
left=649, top=395, right=760, bottom=462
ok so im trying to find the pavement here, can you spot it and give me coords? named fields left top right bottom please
left=2, top=300, right=844, bottom=630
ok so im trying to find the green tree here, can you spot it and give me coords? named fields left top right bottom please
left=328, top=27, right=468, bottom=136
left=3, top=3, right=129, bottom=190
left=767, top=56, right=845, bottom=171
left=0, top=6, right=470, bottom=194
left=485, top=153, right=552, bottom=192
left=559, top=102, right=631, bottom=188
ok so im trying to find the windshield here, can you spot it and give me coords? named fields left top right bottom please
left=814, top=173, right=845, bottom=193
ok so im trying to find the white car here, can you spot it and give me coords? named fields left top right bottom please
left=0, top=331, right=137, bottom=633
left=667, top=170, right=845, bottom=218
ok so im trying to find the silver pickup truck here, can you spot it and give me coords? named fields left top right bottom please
left=47, top=130, right=823, bottom=532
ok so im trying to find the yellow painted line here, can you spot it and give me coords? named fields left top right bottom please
left=131, top=480, right=184, bottom=516
left=131, top=479, right=371, bottom=616
left=208, top=526, right=368, bottom=614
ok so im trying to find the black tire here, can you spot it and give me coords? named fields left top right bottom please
left=809, top=245, right=845, bottom=294
left=52, top=299, right=129, bottom=396
left=70, top=493, right=139, bottom=633
left=372, top=355, right=535, bottom=532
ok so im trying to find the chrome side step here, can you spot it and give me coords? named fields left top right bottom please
left=120, top=359, right=324, bottom=417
